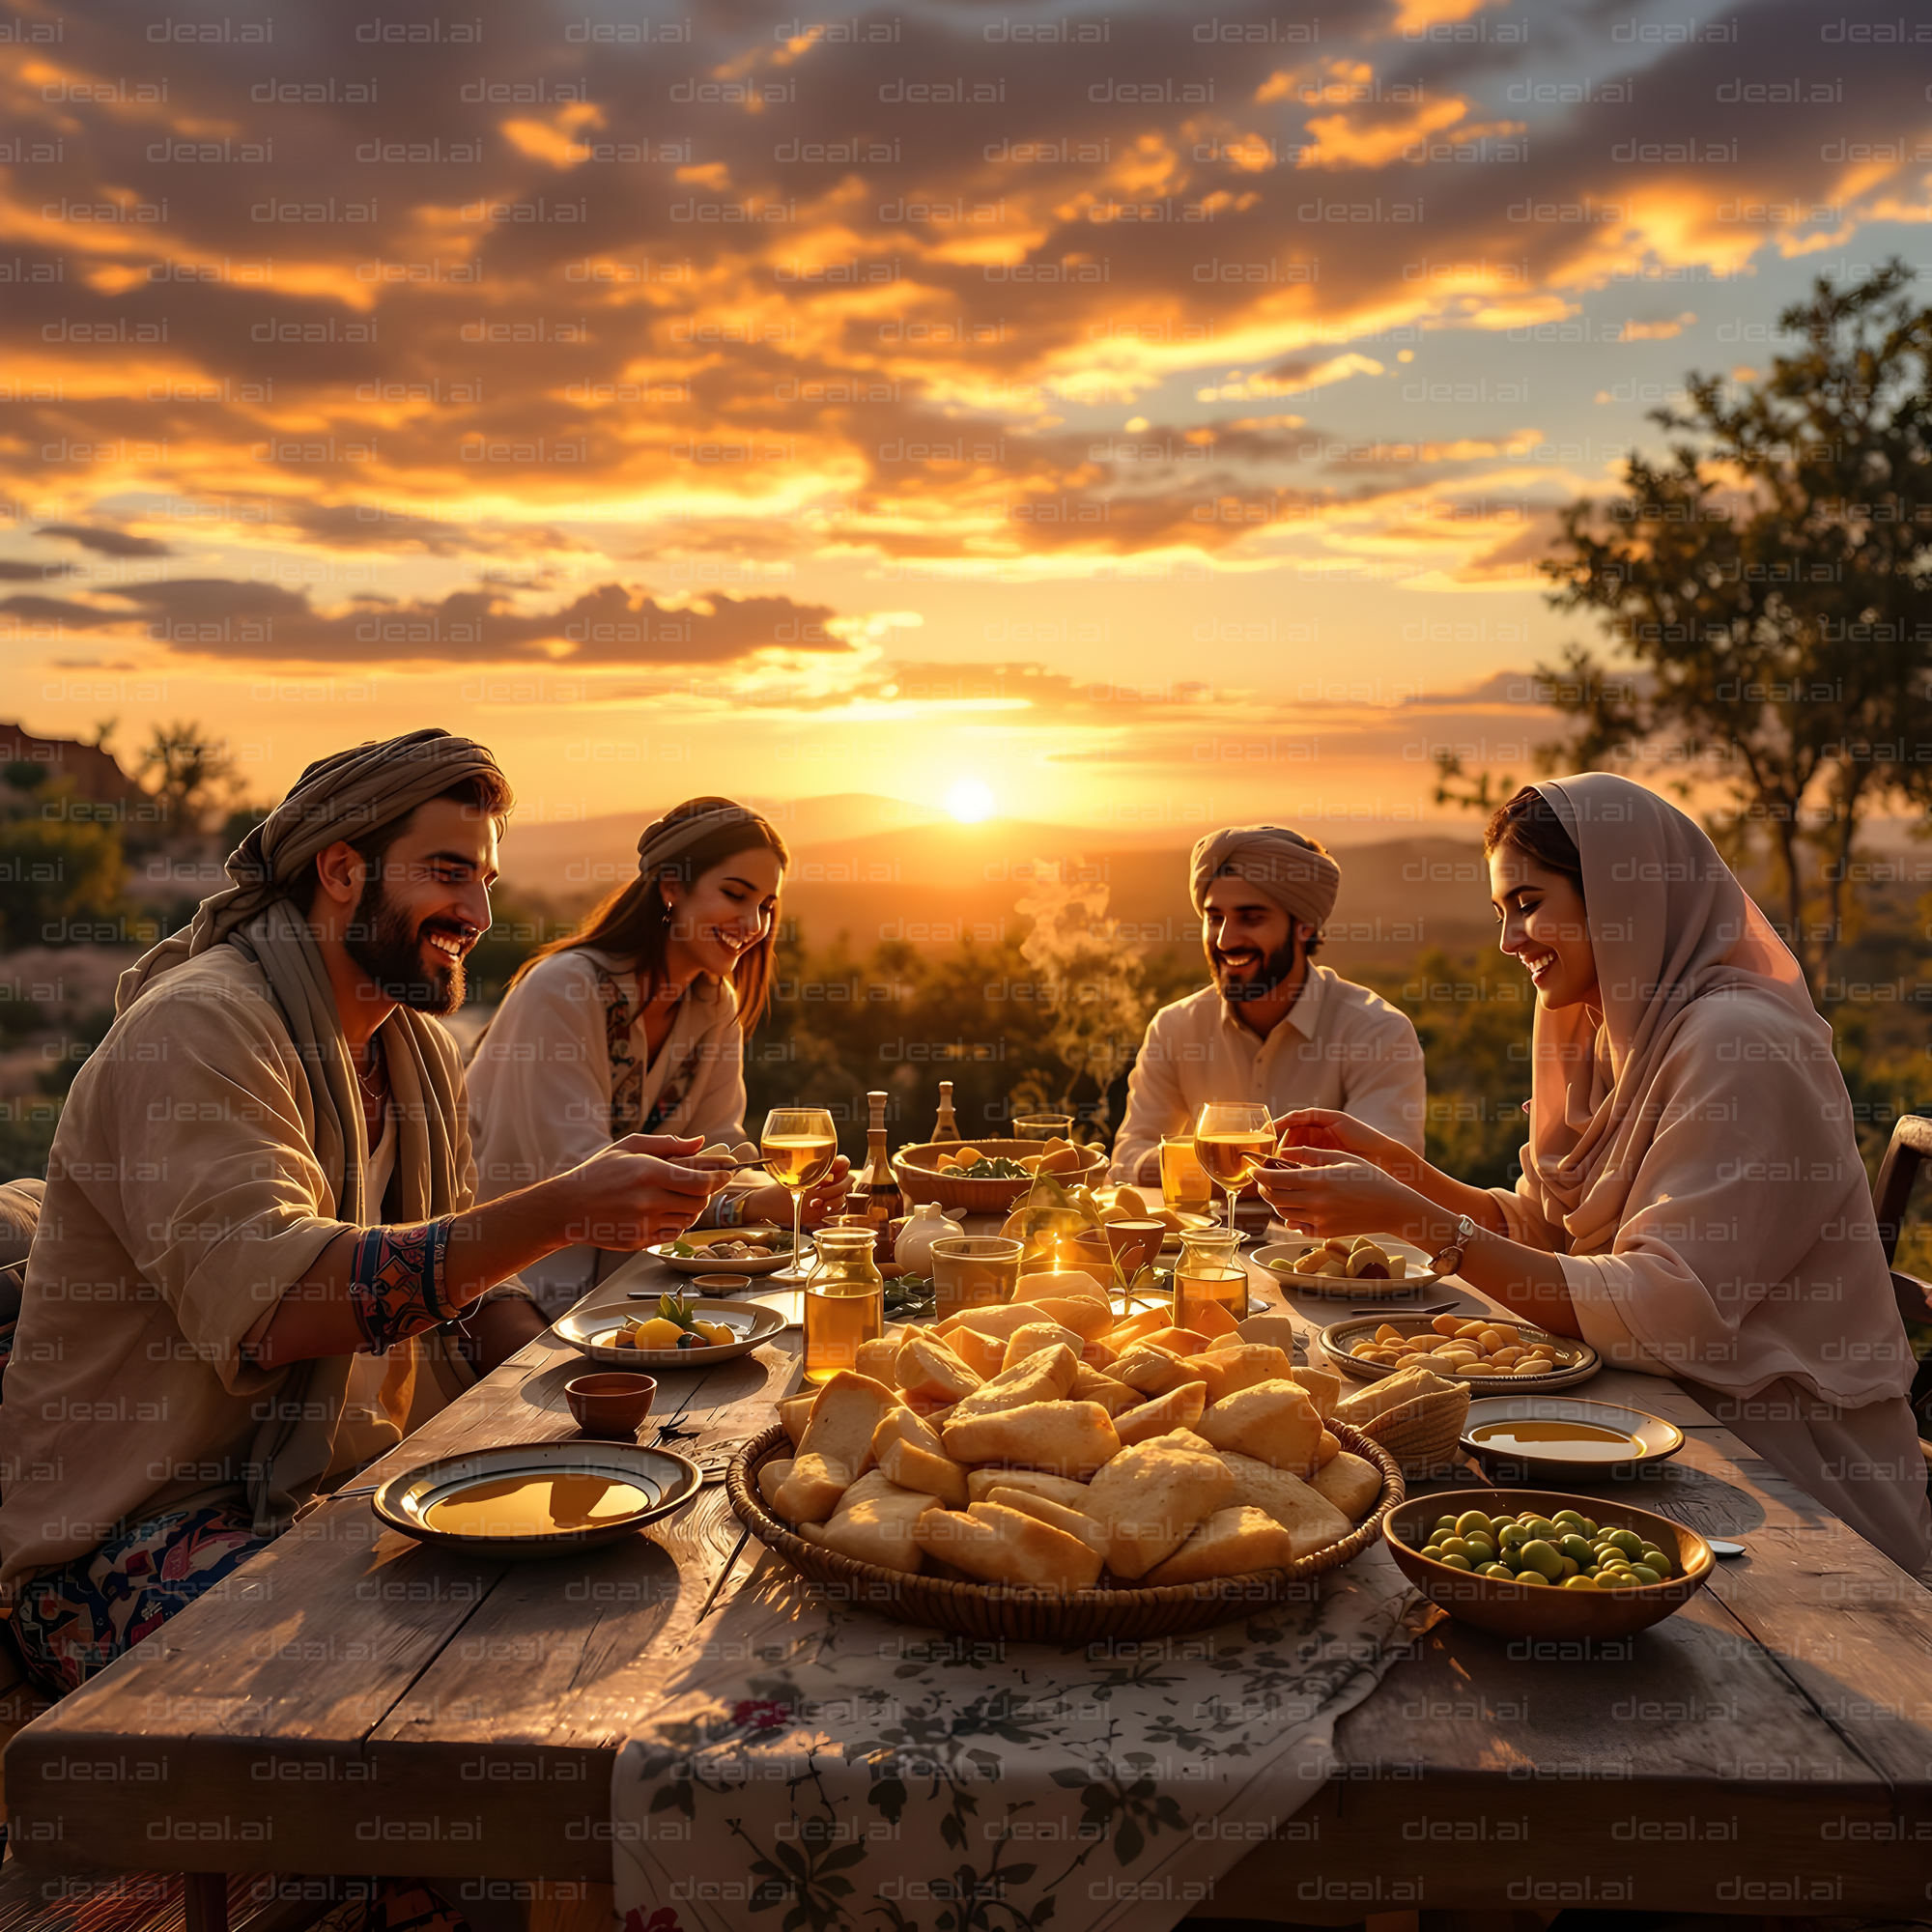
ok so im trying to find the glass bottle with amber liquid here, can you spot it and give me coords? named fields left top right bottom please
left=932, top=1080, right=962, bottom=1144
left=803, top=1228, right=884, bottom=1384
left=851, top=1089, right=902, bottom=1259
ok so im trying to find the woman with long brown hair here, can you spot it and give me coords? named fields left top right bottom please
left=469, top=797, right=848, bottom=1312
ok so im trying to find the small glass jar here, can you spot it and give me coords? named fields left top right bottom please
left=1173, top=1226, right=1245, bottom=1332
left=802, top=1226, right=884, bottom=1385
left=929, top=1235, right=1023, bottom=1323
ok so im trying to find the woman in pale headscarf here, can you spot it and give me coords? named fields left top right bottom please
left=1259, top=774, right=1930, bottom=1572
left=469, top=796, right=850, bottom=1312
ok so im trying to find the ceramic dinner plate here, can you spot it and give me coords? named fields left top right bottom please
left=556, top=1296, right=787, bottom=1368
left=1254, top=1236, right=1444, bottom=1298
left=1319, top=1313, right=1601, bottom=1392
left=1460, top=1397, right=1684, bottom=1483
left=649, top=1226, right=806, bottom=1276
left=373, top=1438, right=701, bottom=1561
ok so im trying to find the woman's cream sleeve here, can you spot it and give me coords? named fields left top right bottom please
left=466, top=952, right=614, bottom=1202
left=1488, top=1177, right=1676, bottom=1376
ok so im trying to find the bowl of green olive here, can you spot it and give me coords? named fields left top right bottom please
left=1383, top=1489, right=1715, bottom=1638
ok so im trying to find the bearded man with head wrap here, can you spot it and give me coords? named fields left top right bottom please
left=0, top=730, right=726, bottom=1695
left=1108, top=824, right=1426, bottom=1187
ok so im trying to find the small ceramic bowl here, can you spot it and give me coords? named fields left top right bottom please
left=692, top=1272, right=753, bottom=1293
left=565, top=1372, right=657, bottom=1439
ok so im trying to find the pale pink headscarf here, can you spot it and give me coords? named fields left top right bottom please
left=1517, top=773, right=1909, bottom=1406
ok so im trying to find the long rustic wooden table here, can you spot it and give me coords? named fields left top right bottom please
left=9, top=1248, right=1932, bottom=1927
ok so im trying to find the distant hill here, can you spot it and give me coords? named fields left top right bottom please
left=773, top=825, right=1493, bottom=966
left=493, top=791, right=1498, bottom=963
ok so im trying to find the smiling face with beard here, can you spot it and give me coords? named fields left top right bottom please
left=346, top=869, right=473, bottom=1015
left=323, top=794, right=497, bottom=1024
left=1200, top=874, right=1313, bottom=1021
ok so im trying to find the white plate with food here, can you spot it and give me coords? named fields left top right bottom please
left=650, top=1226, right=805, bottom=1276
left=557, top=1295, right=787, bottom=1368
left=1258, top=1236, right=1443, bottom=1297
left=1319, top=1312, right=1600, bottom=1392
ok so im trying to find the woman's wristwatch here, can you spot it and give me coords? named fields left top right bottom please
left=1432, top=1213, right=1480, bottom=1277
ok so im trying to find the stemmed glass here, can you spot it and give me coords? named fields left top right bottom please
left=1192, top=1100, right=1274, bottom=1237
left=761, top=1106, right=838, bottom=1284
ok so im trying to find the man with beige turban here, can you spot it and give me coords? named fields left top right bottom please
left=1110, top=825, right=1425, bottom=1186
left=0, top=729, right=726, bottom=1695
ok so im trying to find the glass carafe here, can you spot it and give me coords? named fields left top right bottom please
left=1173, top=1226, right=1245, bottom=1332
left=802, top=1226, right=884, bottom=1385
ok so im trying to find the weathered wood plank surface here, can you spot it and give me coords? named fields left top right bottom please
left=5, top=1263, right=795, bottom=1877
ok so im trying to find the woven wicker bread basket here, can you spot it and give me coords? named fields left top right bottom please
left=725, top=1419, right=1404, bottom=1641
left=892, top=1138, right=1108, bottom=1213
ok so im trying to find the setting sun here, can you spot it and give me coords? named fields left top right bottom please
left=947, top=779, right=997, bottom=824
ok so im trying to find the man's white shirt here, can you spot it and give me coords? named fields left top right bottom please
left=1109, top=963, right=1427, bottom=1183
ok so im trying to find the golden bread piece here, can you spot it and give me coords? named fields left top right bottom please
left=1195, top=1379, right=1323, bottom=1474
left=1085, top=1436, right=1236, bottom=1579
left=1111, top=1342, right=1195, bottom=1397
left=1025, top=1296, right=1116, bottom=1341
left=1137, top=1325, right=1209, bottom=1358
left=1162, top=1428, right=1219, bottom=1458
left=945, top=1345, right=1081, bottom=1423
left=873, top=1406, right=945, bottom=1459
left=941, top=1327, right=1009, bottom=1380
left=756, top=1457, right=794, bottom=1512
left=1216, top=1450, right=1353, bottom=1554
left=794, top=1373, right=898, bottom=1475
left=1206, top=1344, right=1295, bottom=1398
left=875, top=1439, right=969, bottom=1508
left=1317, top=1429, right=1340, bottom=1466
left=913, top=1500, right=1102, bottom=1592
left=1177, top=1353, right=1235, bottom=1404
left=1002, top=1320, right=1086, bottom=1370
left=778, top=1395, right=815, bottom=1447
left=1287, top=1365, right=1341, bottom=1421
left=984, top=1486, right=1109, bottom=1555
left=1070, top=1365, right=1144, bottom=1417
left=853, top=1326, right=908, bottom=1382
left=1332, top=1363, right=1455, bottom=1428
left=936, top=1303, right=1061, bottom=1343
left=1309, top=1449, right=1383, bottom=1521
left=872, top=1409, right=971, bottom=1507
left=1101, top=1308, right=1173, bottom=1352
left=1174, top=1299, right=1241, bottom=1341
left=1234, top=1314, right=1301, bottom=1353
left=803, top=1477, right=940, bottom=1574
left=1114, top=1379, right=1208, bottom=1446
left=941, top=1400, right=1121, bottom=1478
left=1010, top=1269, right=1110, bottom=1309
left=965, top=1466, right=1094, bottom=1508
left=896, top=1334, right=983, bottom=1405
left=1147, top=1505, right=1299, bottom=1587
left=773, top=1451, right=856, bottom=1525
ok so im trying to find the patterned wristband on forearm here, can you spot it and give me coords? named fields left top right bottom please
left=347, top=1220, right=451, bottom=1354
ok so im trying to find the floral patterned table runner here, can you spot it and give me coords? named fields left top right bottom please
left=612, top=1544, right=1419, bottom=1932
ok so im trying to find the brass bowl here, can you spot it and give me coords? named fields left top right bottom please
left=1383, top=1488, right=1714, bottom=1639
left=893, top=1138, right=1107, bottom=1212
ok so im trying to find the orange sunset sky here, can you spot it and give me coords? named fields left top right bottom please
left=3, top=0, right=1929, bottom=847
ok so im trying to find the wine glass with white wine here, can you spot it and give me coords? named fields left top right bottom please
left=1192, top=1100, right=1274, bottom=1238
left=761, top=1106, right=838, bottom=1284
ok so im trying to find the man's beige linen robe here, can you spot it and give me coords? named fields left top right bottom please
left=0, top=942, right=473, bottom=1595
